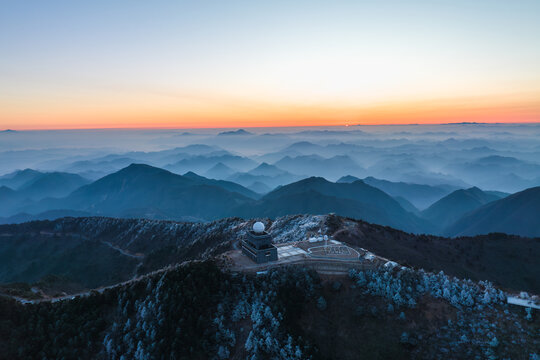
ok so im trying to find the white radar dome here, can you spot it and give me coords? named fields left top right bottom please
left=253, top=222, right=265, bottom=233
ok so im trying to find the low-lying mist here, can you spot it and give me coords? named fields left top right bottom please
left=2, top=124, right=539, bottom=193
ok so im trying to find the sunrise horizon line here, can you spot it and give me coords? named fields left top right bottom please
left=3, top=121, right=540, bottom=132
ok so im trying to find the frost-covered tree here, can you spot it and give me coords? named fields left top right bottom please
left=317, top=296, right=327, bottom=311
left=400, top=332, right=409, bottom=344
left=217, top=345, right=229, bottom=359
left=525, top=307, right=533, bottom=321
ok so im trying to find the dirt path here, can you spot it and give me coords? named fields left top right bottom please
left=101, top=241, right=144, bottom=259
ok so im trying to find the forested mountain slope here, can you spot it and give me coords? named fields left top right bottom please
left=1, top=214, right=538, bottom=296
left=0, top=260, right=537, bottom=359
left=445, top=186, right=540, bottom=237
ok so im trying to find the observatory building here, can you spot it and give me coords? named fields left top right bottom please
left=241, top=222, right=278, bottom=263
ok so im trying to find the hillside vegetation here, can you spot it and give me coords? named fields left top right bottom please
left=0, top=261, right=537, bottom=359
left=0, top=214, right=538, bottom=297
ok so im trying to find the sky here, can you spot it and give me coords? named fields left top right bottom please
left=1, top=0, right=539, bottom=130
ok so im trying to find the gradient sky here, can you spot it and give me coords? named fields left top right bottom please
left=1, top=0, right=539, bottom=129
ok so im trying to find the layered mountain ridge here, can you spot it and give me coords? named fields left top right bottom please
left=2, top=163, right=540, bottom=237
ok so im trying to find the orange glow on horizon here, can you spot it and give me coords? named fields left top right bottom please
left=2, top=93, right=539, bottom=130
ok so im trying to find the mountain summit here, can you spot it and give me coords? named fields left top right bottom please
left=421, top=186, right=503, bottom=229
left=34, top=164, right=254, bottom=221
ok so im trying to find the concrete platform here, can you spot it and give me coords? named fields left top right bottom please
left=222, top=238, right=380, bottom=275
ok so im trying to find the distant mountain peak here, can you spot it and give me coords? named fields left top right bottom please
left=122, top=163, right=162, bottom=172
left=467, top=186, right=483, bottom=194
left=125, top=163, right=152, bottom=169
left=421, top=186, right=501, bottom=229
left=3, top=168, right=41, bottom=177
left=183, top=171, right=200, bottom=178
left=112, top=164, right=177, bottom=179
left=210, top=162, right=232, bottom=170
left=204, top=162, right=235, bottom=180
left=337, top=175, right=360, bottom=183
left=443, top=122, right=487, bottom=125
left=281, top=141, right=322, bottom=153
left=286, top=141, right=317, bottom=148
left=217, top=129, right=253, bottom=136
left=298, top=176, right=331, bottom=184
left=248, top=162, right=286, bottom=176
